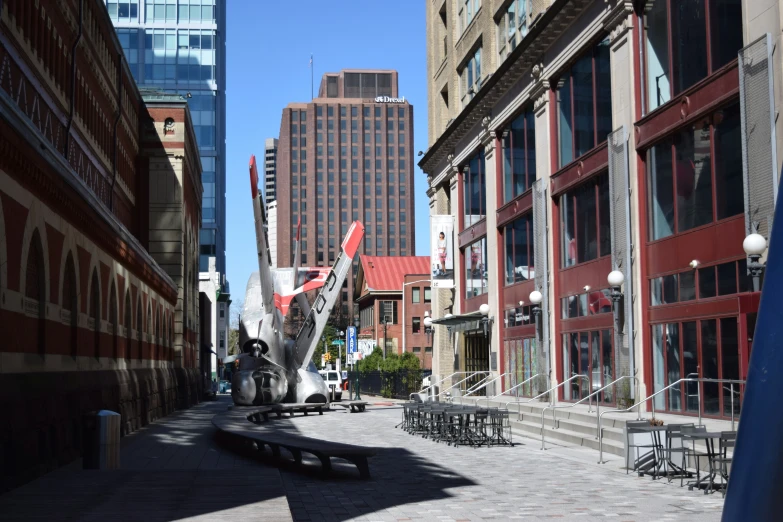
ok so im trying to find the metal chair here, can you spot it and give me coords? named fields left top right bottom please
left=626, top=420, right=660, bottom=475
left=681, top=426, right=709, bottom=488
left=708, top=431, right=736, bottom=496
left=662, top=423, right=694, bottom=482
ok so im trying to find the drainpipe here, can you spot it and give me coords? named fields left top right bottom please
left=64, top=0, right=84, bottom=159
left=110, top=54, right=123, bottom=212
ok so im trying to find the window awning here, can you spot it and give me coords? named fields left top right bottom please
left=431, top=312, right=484, bottom=332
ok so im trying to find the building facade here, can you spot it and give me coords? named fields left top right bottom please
left=104, top=0, right=227, bottom=276
left=0, top=0, right=203, bottom=492
left=264, top=137, right=278, bottom=209
left=354, top=256, right=432, bottom=369
left=198, top=256, right=230, bottom=383
left=421, top=0, right=777, bottom=420
left=276, top=70, right=416, bottom=327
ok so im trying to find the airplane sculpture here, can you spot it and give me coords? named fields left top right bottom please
left=230, top=155, right=364, bottom=406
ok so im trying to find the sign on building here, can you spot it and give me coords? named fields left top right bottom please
left=357, top=339, right=376, bottom=357
left=431, top=215, right=455, bottom=288
left=347, top=326, right=357, bottom=354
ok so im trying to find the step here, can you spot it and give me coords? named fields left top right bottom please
left=510, top=418, right=626, bottom=457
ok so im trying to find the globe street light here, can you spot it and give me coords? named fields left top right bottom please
left=423, top=311, right=433, bottom=345
left=608, top=270, right=625, bottom=363
left=479, top=303, right=491, bottom=338
left=529, top=289, right=543, bottom=343
left=743, top=233, right=767, bottom=292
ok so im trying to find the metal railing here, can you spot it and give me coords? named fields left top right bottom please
left=598, top=377, right=746, bottom=464
left=433, top=371, right=491, bottom=401
left=462, top=372, right=512, bottom=400
left=476, top=373, right=542, bottom=408
left=540, top=375, right=639, bottom=450
left=411, top=371, right=473, bottom=400
left=503, top=374, right=591, bottom=421
left=462, top=373, right=496, bottom=396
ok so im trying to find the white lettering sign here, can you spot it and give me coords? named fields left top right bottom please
left=374, top=96, right=406, bottom=103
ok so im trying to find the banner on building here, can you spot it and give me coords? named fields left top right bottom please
left=347, top=326, right=357, bottom=354
left=358, top=339, right=376, bottom=357
left=431, top=215, right=455, bottom=288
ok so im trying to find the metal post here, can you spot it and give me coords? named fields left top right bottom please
left=731, top=383, right=735, bottom=431
left=532, top=305, right=543, bottom=401
left=749, top=254, right=763, bottom=292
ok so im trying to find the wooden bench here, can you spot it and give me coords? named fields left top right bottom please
left=213, top=407, right=377, bottom=479
left=330, top=400, right=368, bottom=413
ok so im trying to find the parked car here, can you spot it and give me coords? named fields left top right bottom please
left=318, top=370, right=342, bottom=401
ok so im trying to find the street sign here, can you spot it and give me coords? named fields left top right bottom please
left=347, top=326, right=357, bottom=354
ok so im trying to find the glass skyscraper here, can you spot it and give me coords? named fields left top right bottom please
left=104, top=0, right=227, bottom=276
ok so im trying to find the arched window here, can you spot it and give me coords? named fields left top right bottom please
left=154, top=306, right=160, bottom=361
left=90, top=270, right=100, bottom=360
left=62, top=253, right=78, bottom=359
left=124, top=292, right=132, bottom=362
left=136, top=299, right=142, bottom=361
left=109, top=283, right=118, bottom=360
left=25, top=230, right=46, bottom=357
left=147, top=302, right=152, bottom=361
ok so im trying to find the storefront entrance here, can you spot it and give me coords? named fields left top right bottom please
left=651, top=315, right=745, bottom=419
left=562, top=329, right=615, bottom=404
left=464, top=333, right=489, bottom=390
left=504, top=337, right=537, bottom=397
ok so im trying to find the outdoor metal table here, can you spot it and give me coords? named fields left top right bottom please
left=682, top=432, right=723, bottom=493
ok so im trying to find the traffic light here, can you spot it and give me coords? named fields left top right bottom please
left=324, top=352, right=332, bottom=363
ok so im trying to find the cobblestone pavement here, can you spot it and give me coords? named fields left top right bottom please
left=0, top=396, right=725, bottom=521
left=274, top=401, right=724, bottom=522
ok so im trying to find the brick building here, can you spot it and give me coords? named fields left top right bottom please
left=0, top=0, right=203, bottom=491
left=276, top=70, right=415, bottom=328
left=421, top=0, right=778, bottom=420
left=354, top=256, right=432, bottom=369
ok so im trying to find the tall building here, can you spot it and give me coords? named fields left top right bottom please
left=276, top=70, right=415, bottom=327
left=267, top=201, right=278, bottom=269
left=104, top=0, right=227, bottom=276
left=0, top=0, right=202, bottom=490
left=420, top=0, right=779, bottom=435
left=264, top=138, right=279, bottom=208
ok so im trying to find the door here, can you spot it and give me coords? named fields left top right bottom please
left=464, top=333, right=489, bottom=391
left=562, top=329, right=614, bottom=404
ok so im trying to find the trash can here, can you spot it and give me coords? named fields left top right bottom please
left=82, top=410, right=121, bottom=470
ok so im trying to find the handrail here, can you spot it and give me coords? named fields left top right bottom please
left=477, top=373, right=541, bottom=408
left=540, top=375, right=639, bottom=450
left=503, top=374, right=591, bottom=421
left=463, top=372, right=511, bottom=399
left=411, top=371, right=473, bottom=400
left=598, top=377, right=746, bottom=464
left=433, top=371, right=491, bottom=400
left=463, top=373, right=495, bottom=396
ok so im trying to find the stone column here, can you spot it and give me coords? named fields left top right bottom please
left=606, top=0, right=644, bottom=401
left=532, top=75, right=556, bottom=391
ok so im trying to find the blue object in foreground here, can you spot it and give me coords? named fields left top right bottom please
left=722, top=206, right=783, bottom=520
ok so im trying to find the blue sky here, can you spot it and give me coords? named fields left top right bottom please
left=225, top=0, right=430, bottom=304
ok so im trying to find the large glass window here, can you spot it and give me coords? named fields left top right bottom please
left=502, top=108, right=536, bottom=203
left=462, top=149, right=487, bottom=227
left=458, top=0, right=481, bottom=33
left=497, top=0, right=528, bottom=60
left=650, top=258, right=750, bottom=305
left=647, top=103, right=743, bottom=240
left=460, top=47, right=482, bottom=108
left=503, top=214, right=534, bottom=284
left=464, top=237, right=487, bottom=299
left=644, top=0, right=743, bottom=112
left=652, top=317, right=743, bottom=418
left=561, top=289, right=612, bottom=319
left=560, top=172, right=610, bottom=267
left=557, top=38, right=612, bottom=168
left=504, top=337, right=536, bottom=397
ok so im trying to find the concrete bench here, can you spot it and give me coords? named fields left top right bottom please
left=213, top=407, right=377, bottom=479
left=348, top=402, right=368, bottom=413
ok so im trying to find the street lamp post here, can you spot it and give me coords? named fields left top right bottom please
left=353, top=318, right=361, bottom=401
left=423, top=311, right=433, bottom=346
left=607, top=269, right=625, bottom=353
left=743, top=232, right=767, bottom=292
left=382, top=318, right=389, bottom=360
left=529, top=290, right=543, bottom=399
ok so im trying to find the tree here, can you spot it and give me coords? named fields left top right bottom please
left=312, top=323, right=345, bottom=368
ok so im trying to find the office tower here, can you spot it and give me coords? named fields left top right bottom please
left=105, top=0, right=227, bottom=276
left=264, top=138, right=278, bottom=208
left=276, top=70, right=415, bottom=327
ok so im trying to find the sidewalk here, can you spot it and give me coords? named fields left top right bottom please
left=0, top=397, right=292, bottom=521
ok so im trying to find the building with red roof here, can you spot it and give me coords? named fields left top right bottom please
left=354, top=256, right=432, bottom=369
